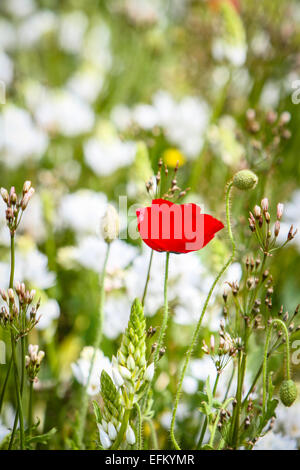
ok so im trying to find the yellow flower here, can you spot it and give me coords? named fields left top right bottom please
left=163, top=148, right=186, bottom=168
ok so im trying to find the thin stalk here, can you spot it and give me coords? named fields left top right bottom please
left=231, top=329, right=249, bottom=449
left=196, top=373, right=220, bottom=449
left=135, top=402, right=142, bottom=450
left=0, top=357, right=12, bottom=413
left=28, top=381, right=33, bottom=437
left=141, top=251, right=170, bottom=414
left=170, top=182, right=236, bottom=450
left=0, top=233, right=16, bottom=412
left=262, top=326, right=272, bottom=414
left=76, top=243, right=110, bottom=449
left=154, top=252, right=170, bottom=364
left=145, top=418, right=158, bottom=450
left=209, top=397, right=235, bottom=448
left=141, top=250, right=153, bottom=307
left=10, top=335, right=25, bottom=450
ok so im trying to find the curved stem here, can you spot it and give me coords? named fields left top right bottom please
left=262, top=326, right=272, bottom=414
left=141, top=250, right=153, bottom=307
left=76, top=243, right=110, bottom=449
left=170, top=182, right=235, bottom=450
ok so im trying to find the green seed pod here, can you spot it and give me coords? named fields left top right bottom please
left=233, top=170, right=258, bottom=191
left=280, top=379, right=297, bottom=407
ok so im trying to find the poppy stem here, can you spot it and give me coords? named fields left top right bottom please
left=141, top=249, right=154, bottom=306
left=154, top=251, right=170, bottom=364
left=170, top=181, right=236, bottom=450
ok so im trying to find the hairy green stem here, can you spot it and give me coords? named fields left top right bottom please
left=154, top=252, right=170, bottom=364
left=145, top=418, right=158, bottom=450
left=170, top=182, right=236, bottom=450
left=141, top=250, right=153, bottom=307
left=76, top=243, right=110, bottom=449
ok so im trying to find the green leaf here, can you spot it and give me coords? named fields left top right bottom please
left=93, top=400, right=102, bottom=423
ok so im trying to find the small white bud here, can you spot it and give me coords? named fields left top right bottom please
left=126, top=425, right=136, bottom=445
left=101, top=205, right=120, bottom=243
left=144, top=362, right=155, bottom=382
left=101, top=419, right=108, bottom=432
left=127, top=355, right=135, bottom=371
left=98, top=426, right=112, bottom=449
left=23, top=181, right=32, bottom=194
left=119, top=365, right=132, bottom=380
left=108, top=422, right=117, bottom=441
left=112, top=367, right=124, bottom=387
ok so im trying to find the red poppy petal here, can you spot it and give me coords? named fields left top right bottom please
left=136, top=199, right=224, bottom=253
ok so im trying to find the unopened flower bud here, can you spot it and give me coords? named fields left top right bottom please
left=98, top=427, right=112, bottom=449
left=287, top=225, right=297, bottom=241
left=23, top=181, right=32, bottom=194
left=261, top=198, right=269, bottom=213
left=126, top=425, right=136, bottom=446
left=0, top=188, right=9, bottom=204
left=144, top=362, right=154, bottom=382
left=277, top=203, right=284, bottom=220
left=233, top=170, right=258, bottom=191
left=253, top=205, right=261, bottom=219
left=101, top=205, right=120, bottom=244
left=112, top=367, right=124, bottom=387
left=21, top=187, right=35, bottom=210
left=280, top=380, right=297, bottom=407
left=274, top=221, right=280, bottom=237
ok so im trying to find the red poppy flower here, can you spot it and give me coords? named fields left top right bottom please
left=136, top=199, right=224, bottom=254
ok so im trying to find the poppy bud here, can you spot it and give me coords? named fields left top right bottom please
left=279, top=380, right=297, bottom=407
left=101, top=205, right=120, bottom=244
left=233, top=170, right=258, bottom=191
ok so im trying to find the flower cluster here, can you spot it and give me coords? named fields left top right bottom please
left=202, top=321, right=241, bottom=373
left=248, top=198, right=297, bottom=255
left=0, top=182, right=35, bottom=235
left=0, top=282, right=40, bottom=338
left=25, top=344, right=45, bottom=382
